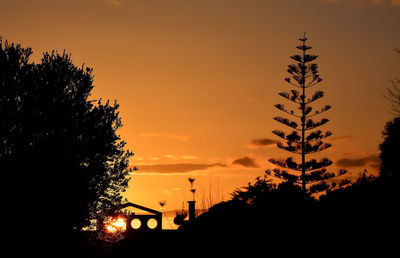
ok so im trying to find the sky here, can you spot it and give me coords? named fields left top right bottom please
left=1, top=0, right=399, bottom=224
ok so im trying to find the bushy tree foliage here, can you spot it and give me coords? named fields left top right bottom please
left=379, top=112, right=400, bottom=180
left=178, top=170, right=393, bottom=253
left=380, top=48, right=400, bottom=181
left=0, top=37, right=132, bottom=240
left=268, top=34, right=348, bottom=193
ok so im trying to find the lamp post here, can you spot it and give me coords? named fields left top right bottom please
left=188, top=177, right=196, bottom=222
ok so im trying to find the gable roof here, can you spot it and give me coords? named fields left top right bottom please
left=118, top=202, right=162, bottom=215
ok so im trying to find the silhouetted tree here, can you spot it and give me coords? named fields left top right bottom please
left=268, top=34, right=347, bottom=193
left=379, top=117, right=400, bottom=180
left=384, top=48, right=400, bottom=116
left=0, top=37, right=132, bottom=243
left=379, top=48, right=400, bottom=181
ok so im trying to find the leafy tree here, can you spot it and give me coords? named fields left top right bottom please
left=0, top=37, right=133, bottom=239
left=267, top=34, right=348, bottom=193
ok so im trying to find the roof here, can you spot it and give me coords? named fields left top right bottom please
left=118, top=202, right=162, bottom=215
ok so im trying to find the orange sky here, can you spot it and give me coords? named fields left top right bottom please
left=1, top=0, right=399, bottom=224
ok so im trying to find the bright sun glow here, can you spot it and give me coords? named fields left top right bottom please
left=105, top=217, right=127, bottom=233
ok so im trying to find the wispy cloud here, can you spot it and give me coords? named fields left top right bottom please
left=139, top=132, right=194, bottom=141
left=232, top=156, right=259, bottom=168
left=245, top=137, right=277, bottom=149
left=164, top=154, right=199, bottom=160
left=164, top=154, right=178, bottom=159
left=162, top=187, right=181, bottom=196
left=104, top=0, right=122, bottom=6
left=134, top=163, right=226, bottom=174
left=316, top=0, right=399, bottom=7
left=181, top=155, right=199, bottom=160
left=336, top=153, right=380, bottom=168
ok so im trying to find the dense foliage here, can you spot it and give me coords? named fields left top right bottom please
left=0, top=38, right=132, bottom=249
left=379, top=117, right=400, bottom=180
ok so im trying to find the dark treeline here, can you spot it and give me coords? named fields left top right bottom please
left=100, top=167, right=399, bottom=256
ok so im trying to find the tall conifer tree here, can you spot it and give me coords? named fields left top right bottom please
left=267, top=34, right=347, bottom=193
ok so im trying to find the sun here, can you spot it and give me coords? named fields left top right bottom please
left=105, top=217, right=127, bottom=233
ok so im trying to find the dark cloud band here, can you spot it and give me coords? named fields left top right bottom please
left=336, top=154, right=380, bottom=168
left=135, top=163, right=226, bottom=173
left=232, top=156, right=259, bottom=168
left=251, top=138, right=277, bottom=147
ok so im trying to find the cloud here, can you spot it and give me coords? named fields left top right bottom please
left=139, top=132, right=193, bottom=141
left=181, top=155, right=199, bottom=160
left=162, top=187, right=181, bottom=196
left=246, top=137, right=277, bottom=149
left=232, top=156, right=259, bottom=168
left=164, top=154, right=178, bottom=159
left=316, top=0, right=399, bottom=7
left=164, top=154, right=199, bottom=160
left=135, top=163, right=226, bottom=174
left=252, top=138, right=277, bottom=146
left=336, top=153, right=381, bottom=168
left=104, top=0, right=122, bottom=6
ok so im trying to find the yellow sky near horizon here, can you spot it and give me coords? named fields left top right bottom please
left=1, top=0, right=399, bottom=222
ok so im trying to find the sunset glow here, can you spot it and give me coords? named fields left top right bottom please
left=1, top=0, right=398, bottom=224
left=105, top=217, right=127, bottom=234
